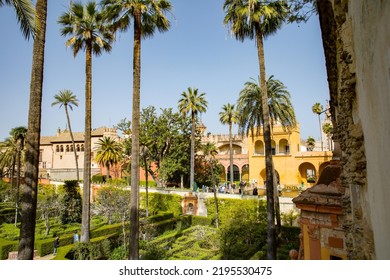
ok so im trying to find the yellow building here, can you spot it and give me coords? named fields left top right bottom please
left=248, top=124, right=333, bottom=188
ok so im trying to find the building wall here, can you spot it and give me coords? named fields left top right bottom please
left=349, top=0, right=390, bottom=259
left=317, top=0, right=390, bottom=259
left=248, top=125, right=332, bottom=187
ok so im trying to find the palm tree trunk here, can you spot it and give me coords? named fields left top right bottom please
left=144, top=156, right=149, bottom=217
left=106, top=164, right=110, bottom=181
left=190, top=112, right=195, bottom=191
left=65, top=105, right=79, bottom=181
left=210, top=162, right=219, bottom=228
left=129, top=10, right=141, bottom=260
left=273, top=166, right=281, bottom=235
left=256, top=28, right=276, bottom=260
left=318, top=115, right=323, bottom=151
left=229, top=122, right=234, bottom=186
left=81, top=43, right=92, bottom=243
left=14, top=146, right=21, bottom=226
left=17, top=0, right=47, bottom=260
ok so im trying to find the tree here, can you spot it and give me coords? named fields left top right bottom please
left=17, top=0, right=47, bottom=260
left=178, top=87, right=208, bottom=192
left=312, top=102, right=324, bottom=151
left=0, top=0, right=36, bottom=39
left=10, top=126, right=27, bottom=226
left=59, top=1, right=114, bottom=243
left=37, top=184, right=60, bottom=236
left=219, top=103, right=238, bottom=186
left=59, top=180, right=82, bottom=224
left=101, top=0, right=173, bottom=260
left=224, top=0, right=289, bottom=260
left=201, top=142, right=220, bottom=228
left=52, top=89, right=80, bottom=181
left=94, top=136, right=122, bottom=181
left=237, top=75, right=296, bottom=239
left=306, top=136, right=315, bottom=151
left=322, top=122, right=333, bottom=150
left=0, top=137, right=17, bottom=180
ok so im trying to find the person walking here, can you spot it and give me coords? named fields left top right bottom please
left=73, top=231, right=79, bottom=243
left=53, top=236, right=60, bottom=255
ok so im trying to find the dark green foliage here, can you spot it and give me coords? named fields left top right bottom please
left=59, top=180, right=82, bottom=224
left=92, top=174, right=105, bottom=183
left=216, top=199, right=268, bottom=259
left=143, top=192, right=182, bottom=216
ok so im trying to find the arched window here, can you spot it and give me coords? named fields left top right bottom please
left=279, top=139, right=289, bottom=154
left=70, top=145, right=74, bottom=152
left=254, top=140, right=264, bottom=155
left=81, top=144, right=84, bottom=152
left=76, top=144, right=80, bottom=152
left=56, top=145, right=59, bottom=152
left=60, top=145, right=64, bottom=152
left=66, top=145, right=70, bottom=152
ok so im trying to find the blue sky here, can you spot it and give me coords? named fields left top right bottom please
left=0, top=0, right=329, bottom=142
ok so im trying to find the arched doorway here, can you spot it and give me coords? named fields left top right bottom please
left=241, top=164, right=249, bottom=182
left=298, top=162, right=317, bottom=184
left=227, top=164, right=240, bottom=182
left=260, top=168, right=280, bottom=186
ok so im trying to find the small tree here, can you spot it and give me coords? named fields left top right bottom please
left=37, top=184, right=60, bottom=236
left=59, top=180, right=82, bottom=224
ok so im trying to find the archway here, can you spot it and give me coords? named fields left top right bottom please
left=241, top=164, right=249, bottom=182
left=298, top=162, right=317, bottom=184
left=254, top=140, right=264, bottom=155
left=260, top=168, right=280, bottom=186
left=227, top=164, right=240, bottom=182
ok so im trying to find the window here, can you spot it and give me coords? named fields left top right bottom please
left=66, top=145, right=70, bottom=152
left=56, top=145, right=59, bottom=152
left=60, top=155, right=63, bottom=160
left=60, top=145, right=64, bottom=152
left=39, top=150, right=43, bottom=162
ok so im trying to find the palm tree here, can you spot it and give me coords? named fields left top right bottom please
left=10, top=126, right=27, bottom=226
left=237, top=75, right=296, bottom=133
left=237, top=75, right=296, bottom=238
left=322, top=122, right=333, bottom=150
left=0, top=137, right=17, bottom=180
left=312, top=102, right=324, bottom=151
left=0, top=0, right=36, bottom=39
left=178, top=87, right=208, bottom=192
left=202, top=142, right=219, bottom=228
left=224, top=1, right=288, bottom=258
left=94, top=136, right=122, bottom=181
left=219, top=103, right=238, bottom=186
left=58, top=1, right=114, bottom=244
left=52, top=90, right=80, bottom=181
left=306, top=136, right=315, bottom=151
left=18, top=0, right=47, bottom=260
left=101, top=0, right=172, bottom=260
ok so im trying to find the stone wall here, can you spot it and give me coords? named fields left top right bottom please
left=317, top=0, right=390, bottom=259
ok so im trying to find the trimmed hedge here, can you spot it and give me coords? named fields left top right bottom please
left=0, top=238, right=18, bottom=260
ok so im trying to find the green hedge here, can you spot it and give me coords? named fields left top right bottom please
left=0, top=238, right=18, bottom=260
left=146, top=212, right=174, bottom=223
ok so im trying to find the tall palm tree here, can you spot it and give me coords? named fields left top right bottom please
left=101, top=0, right=172, bottom=260
left=10, top=126, right=27, bottom=226
left=202, top=142, right=219, bottom=228
left=237, top=75, right=296, bottom=237
left=17, top=0, right=47, bottom=260
left=178, top=87, right=208, bottom=192
left=52, top=90, right=80, bottom=181
left=58, top=1, right=114, bottom=243
left=312, top=102, right=324, bottom=151
left=94, top=136, right=122, bottom=180
left=224, top=0, right=288, bottom=259
left=219, top=103, right=238, bottom=186
left=0, top=0, right=36, bottom=39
